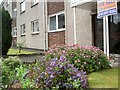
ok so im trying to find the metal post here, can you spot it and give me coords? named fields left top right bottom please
left=103, top=16, right=107, bottom=54
left=106, top=16, right=109, bottom=57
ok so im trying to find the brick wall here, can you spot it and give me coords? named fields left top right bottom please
left=48, top=31, right=65, bottom=47
left=47, top=1, right=65, bottom=48
left=12, top=18, right=16, bottom=28
left=47, top=2, right=64, bottom=15
left=12, top=37, right=17, bottom=47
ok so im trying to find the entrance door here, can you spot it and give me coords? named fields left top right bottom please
left=92, top=15, right=103, bottom=51
left=92, top=13, right=120, bottom=54
left=109, top=13, right=120, bottom=54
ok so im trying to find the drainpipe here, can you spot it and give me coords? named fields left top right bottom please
left=73, top=7, right=77, bottom=44
left=43, top=1, right=46, bottom=52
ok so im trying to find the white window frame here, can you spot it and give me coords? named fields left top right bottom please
left=12, top=27, right=17, bottom=37
left=31, top=19, right=39, bottom=34
left=31, top=0, right=38, bottom=6
left=20, top=24, right=26, bottom=36
left=49, top=11, right=65, bottom=32
left=20, top=0, right=25, bottom=13
left=6, top=0, right=9, bottom=6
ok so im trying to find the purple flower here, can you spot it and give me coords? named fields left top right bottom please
left=62, top=83, right=66, bottom=87
left=50, top=61, right=56, bottom=66
left=72, top=76, right=77, bottom=79
left=63, top=66, right=67, bottom=70
left=77, top=72, right=81, bottom=77
left=67, top=64, right=72, bottom=67
left=50, top=75, right=54, bottom=79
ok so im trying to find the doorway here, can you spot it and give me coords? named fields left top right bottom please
left=92, top=12, right=120, bottom=54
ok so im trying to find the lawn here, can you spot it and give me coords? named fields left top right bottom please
left=88, top=67, right=119, bottom=88
left=7, top=48, right=36, bottom=55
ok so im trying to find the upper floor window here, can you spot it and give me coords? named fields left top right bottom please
left=31, top=0, right=38, bottom=7
left=49, top=12, right=65, bottom=32
left=20, top=0, right=25, bottom=13
left=6, top=0, right=10, bottom=6
left=31, top=19, right=39, bottom=34
left=20, top=24, right=26, bottom=36
left=12, top=27, right=17, bottom=37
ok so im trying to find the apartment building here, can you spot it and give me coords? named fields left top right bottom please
left=1, top=0, right=120, bottom=55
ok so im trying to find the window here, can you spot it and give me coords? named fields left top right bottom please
left=20, top=24, right=25, bottom=35
left=31, top=0, right=38, bottom=6
left=50, top=16, right=56, bottom=30
left=20, top=1, right=25, bottom=13
left=6, top=0, right=9, bottom=6
left=31, top=20, right=39, bottom=33
left=12, top=27, right=17, bottom=37
left=49, top=12, right=65, bottom=32
left=58, top=14, right=65, bottom=29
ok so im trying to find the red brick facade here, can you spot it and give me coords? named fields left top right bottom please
left=12, top=37, right=17, bottom=47
left=47, top=2, right=64, bottom=15
left=12, top=18, right=16, bottom=28
left=47, top=2, right=65, bottom=48
left=48, top=31, right=65, bottom=47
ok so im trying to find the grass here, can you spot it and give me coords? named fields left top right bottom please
left=88, top=67, right=119, bottom=88
left=7, top=48, right=36, bottom=55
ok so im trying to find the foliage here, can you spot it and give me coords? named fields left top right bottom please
left=35, top=55, right=89, bottom=89
left=13, top=59, right=46, bottom=88
left=17, top=41, right=26, bottom=53
left=0, top=57, right=22, bottom=88
left=15, top=65, right=34, bottom=88
left=1, top=7, right=12, bottom=55
left=45, top=44, right=110, bottom=73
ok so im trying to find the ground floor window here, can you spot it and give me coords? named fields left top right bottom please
left=20, top=24, right=26, bottom=35
left=49, top=12, right=65, bottom=32
left=12, top=27, right=17, bottom=37
left=31, top=19, right=39, bottom=33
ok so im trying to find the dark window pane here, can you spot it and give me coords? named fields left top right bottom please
left=58, top=14, right=65, bottom=29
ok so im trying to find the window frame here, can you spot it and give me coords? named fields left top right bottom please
left=31, top=19, right=39, bottom=34
left=12, top=27, right=17, bottom=37
left=20, top=0, right=25, bottom=14
left=31, top=0, right=38, bottom=7
left=6, top=0, right=9, bottom=7
left=49, top=11, right=65, bottom=32
left=20, top=24, right=26, bottom=36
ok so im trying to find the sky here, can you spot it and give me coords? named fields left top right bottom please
left=0, top=0, right=2, bottom=4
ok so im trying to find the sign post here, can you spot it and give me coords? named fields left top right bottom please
left=97, top=0, right=117, bottom=57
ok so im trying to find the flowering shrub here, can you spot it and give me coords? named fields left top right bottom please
left=45, top=44, right=110, bottom=73
left=0, top=57, right=22, bottom=88
left=35, top=55, right=89, bottom=89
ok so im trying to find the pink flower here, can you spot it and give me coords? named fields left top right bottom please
left=77, top=60, right=80, bottom=62
left=98, top=62, right=100, bottom=64
left=84, top=62, right=86, bottom=64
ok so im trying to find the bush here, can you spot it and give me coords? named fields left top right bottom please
left=45, top=44, right=110, bottom=73
left=35, top=55, right=89, bottom=89
left=1, top=7, right=12, bottom=55
left=12, top=56, right=89, bottom=89
left=0, top=57, right=22, bottom=88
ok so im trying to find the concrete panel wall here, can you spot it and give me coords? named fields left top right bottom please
left=17, top=1, right=46, bottom=50
left=65, top=2, right=74, bottom=45
left=75, top=7, right=92, bottom=46
left=65, top=2, right=93, bottom=46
